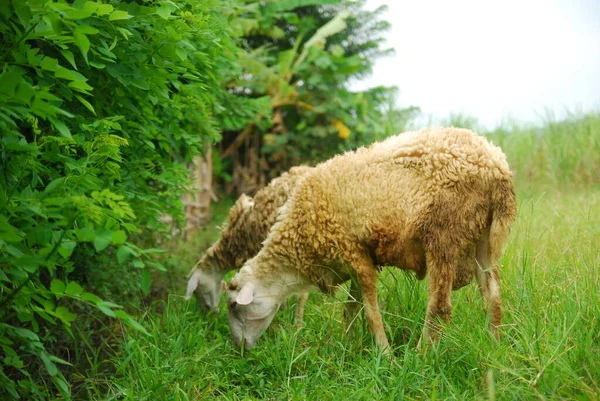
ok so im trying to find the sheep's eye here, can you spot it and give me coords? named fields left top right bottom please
left=228, top=282, right=237, bottom=291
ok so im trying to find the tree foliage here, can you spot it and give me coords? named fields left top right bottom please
left=0, top=0, right=268, bottom=398
left=220, top=0, right=413, bottom=193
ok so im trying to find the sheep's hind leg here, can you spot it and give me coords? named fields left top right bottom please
left=343, top=278, right=361, bottom=336
left=476, top=229, right=502, bottom=339
left=418, top=249, right=456, bottom=351
left=354, top=257, right=390, bottom=354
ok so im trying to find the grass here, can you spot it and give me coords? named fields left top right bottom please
left=76, top=114, right=600, bottom=400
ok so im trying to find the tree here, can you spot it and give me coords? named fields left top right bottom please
left=0, top=0, right=267, bottom=398
left=218, top=0, right=414, bottom=194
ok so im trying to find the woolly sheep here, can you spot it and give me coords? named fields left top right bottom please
left=226, top=127, right=516, bottom=352
left=185, top=165, right=312, bottom=319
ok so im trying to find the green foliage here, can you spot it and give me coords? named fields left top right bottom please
left=0, top=0, right=267, bottom=398
left=222, top=0, right=411, bottom=190
left=487, top=111, right=600, bottom=190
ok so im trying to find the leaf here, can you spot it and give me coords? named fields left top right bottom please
left=83, top=1, right=99, bottom=15
left=97, top=301, right=122, bottom=309
left=58, top=240, right=77, bottom=258
left=116, top=245, right=137, bottom=264
left=89, top=61, right=106, bottom=69
left=41, top=56, right=59, bottom=72
left=109, top=10, right=131, bottom=21
left=65, top=281, right=84, bottom=296
left=295, top=9, right=351, bottom=69
left=68, top=80, right=94, bottom=92
left=93, top=229, right=112, bottom=252
left=155, top=6, right=172, bottom=19
left=44, top=177, right=65, bottom=194
left=332, top=119, right=351, bottom=139
left=50, top=279, right=66, bottom=294
left=14, top=328, right=39, bottom=341
left=54, top=306, right=77, bottom=323
left=81, top=292, right=102, bottom=304
left=75, top=94, right=95, bottom=114
left=111, top=230, right=127, bottom=244
left=175, top=47, right=187, bottom=61
left=60, top=50, right=77, bottom=70
left=19, top=255, right=42, bottom=273
left=55, top=66, right=87, bottom=81
left=75, top=24, right=99, bottom=35
left=49, top=355, right=73, bottom=366
left=140, top=269, right=151, bottom=295
left=114, top=310, right=148, bottom=334
left=116, top=27, right=133, bottom=39
left=64, top=7, right=93, bottom=20
left=96, top=4, right=113, bottom=16
left=0, top=219, right=24, bottom=242
left=97, top=305, right=115, bottom=317
left=130, top=77, right=149, bottom=90
left=49, top=117, right=72, bottom=139
left=40, top=352, right=58, bottom=376
left=73, top=30, right=90, bottom=61
left=145, top=260, right=166, bottom=272
left=5, top=245, right=24, bottom=258
left=52, top=375, right=71, bottom=397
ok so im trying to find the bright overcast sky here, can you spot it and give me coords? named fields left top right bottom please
left=351, top=0, right=600, bottom=130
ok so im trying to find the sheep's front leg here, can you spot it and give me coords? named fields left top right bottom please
left=418, top=251, right=456, bottom=350
left=355, top=258, right=390, bottom=353
left=343, top=278, right=361, bottom=336
left=294, top=292, right=309, bottom=327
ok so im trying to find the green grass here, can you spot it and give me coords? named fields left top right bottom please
left=487, top=111, right=600, bottom=191
left=76, top=187, right=600, bottom=400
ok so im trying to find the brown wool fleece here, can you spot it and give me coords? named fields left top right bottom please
left=189, top=165, right=312, bottom=276
left=240, top=127, right=516, bottom=346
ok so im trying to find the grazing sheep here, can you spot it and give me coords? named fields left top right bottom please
left=185, top=165, right=312, bottom=319
left=226, top=127, right=516, bottom=352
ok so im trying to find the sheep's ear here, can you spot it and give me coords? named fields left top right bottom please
left=221, top=280, right=227, bottom=291
left=185, top=271, right=201, bottom=300
left=236, top=282, right=255, bottom=305
left=238, top=193, right=254, bottom=209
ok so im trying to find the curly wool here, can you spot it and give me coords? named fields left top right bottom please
left=190, top=165, right=312, bottom=277
left=243, top=126, right=515, bottom=295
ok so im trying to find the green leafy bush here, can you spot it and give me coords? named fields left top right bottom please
left=0, top=0, right=267, bottom=398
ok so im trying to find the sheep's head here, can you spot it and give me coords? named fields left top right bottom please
left=185, top=269, right=224, bottom=313
left=226, top=277, right=279, bottom=350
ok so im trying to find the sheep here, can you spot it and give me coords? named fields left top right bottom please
left=185, top=165, right=312, bottom=321
left=225, top=126, right=516, bottom=352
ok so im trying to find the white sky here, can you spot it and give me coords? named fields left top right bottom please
left=351, top=0, right=600, bottom=130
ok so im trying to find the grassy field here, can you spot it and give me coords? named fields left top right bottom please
left=78, top=114, right=600, bottom=400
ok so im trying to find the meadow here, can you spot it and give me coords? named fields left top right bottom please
left=78, top=113, right=600, bottom=400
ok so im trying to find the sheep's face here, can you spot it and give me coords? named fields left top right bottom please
left=226, top=281, right=279, bottom=350
left=185, top=270, right=223, bottom=313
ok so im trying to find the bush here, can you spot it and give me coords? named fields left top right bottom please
left=0, top=0, right=267, bottom=398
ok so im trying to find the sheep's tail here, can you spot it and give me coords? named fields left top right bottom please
left=489, top=180, right=517, bottom=266
left=487, top=179, right=516, bottom=269
left=475, top=178, right=516, bottom=335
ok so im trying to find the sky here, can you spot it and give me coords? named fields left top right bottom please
left=351, top=0, right=600, bottom=130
